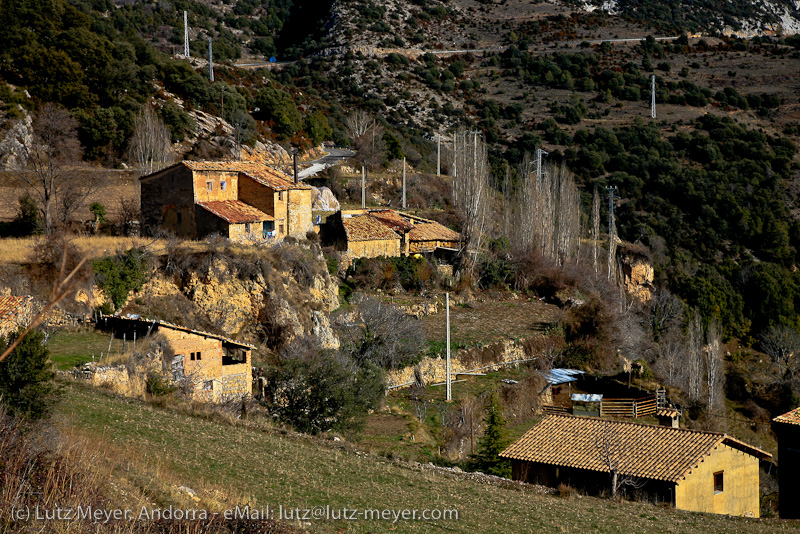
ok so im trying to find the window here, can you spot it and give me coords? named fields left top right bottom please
left=278, top=191, right=283, bottom=201
left=196, top=351, right=202, bottom=361
left=279, top=224, right=284, bottom=234
left=206, top=181, right=213, bottom=191
left=176, top=211, right=182, bottom=224
left=221, top=181, right=227, bottom=191
left=203, top=380, right=213, bottom=391
left=245, top=222, right=251, bottom=233
left=190, top=352, right=195, bottom=361
left=714, top=471, right=724, bottom=493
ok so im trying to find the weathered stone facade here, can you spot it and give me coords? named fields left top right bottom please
left=140, top=161, right=312, bottom=242
left=95, top=316, right=254, bottom=403
left=0, top=295, right=34, bottom=339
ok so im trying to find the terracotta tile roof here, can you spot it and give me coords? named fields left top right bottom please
left=0, top=296, right=32, bottom=326
left=368, top=209, right=415, bottom=232
left=342, top=214, right=400, bottom=242
left=656, top=408, right=681, bottom=418
left=408, top=221, right=460, bottom=242
left=774, top=407, right=800, bottom=425
left=182, top=161, right=310, bottom=191
left=197, top=200, right=274, bottom=224
left=500, top=415, right=770, bottom=482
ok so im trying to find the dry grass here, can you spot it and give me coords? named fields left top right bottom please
left=0, top=236, right=207, bottom=265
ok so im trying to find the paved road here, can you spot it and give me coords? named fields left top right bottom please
left=298, top=148, right=355, bottom=179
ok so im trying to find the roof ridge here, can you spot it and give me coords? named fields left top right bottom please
left=544, top=413, right=725, bottom=437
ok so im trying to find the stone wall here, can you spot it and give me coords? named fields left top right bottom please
left=237, top=174, right=275, bottom=219
left=385, top=339, right=531, bottom=389
left=191, top=170, right=239, bottom=203
left=349, top=238, right=401, bottom=259
left=140, top=165, right=196, bottom=237
left=287, top=188, right=313, bottom=238
left=409, top=239, right=459, bottom=254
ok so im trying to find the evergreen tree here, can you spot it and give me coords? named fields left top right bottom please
left=0, top=329, right=55, bottom=420
left=471, top=395, right=511, bottom=477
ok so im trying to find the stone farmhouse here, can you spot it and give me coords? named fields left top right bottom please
left=773, top=407, right=800, bottom=518
left=0, top=295, right=34, bottom=340
left=501, top=415, right=770, bottom=517
left=320, top=209, right=460, bottom=262
left=101, top=316, right=254, bottom=403
left=140, top=161, right=313, bottom=241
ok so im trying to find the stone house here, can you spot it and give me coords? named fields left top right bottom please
left=101, top=316, right=254, bottom=403
left=501, top=415, right=770, bottom=517
left=0, top=295, right=34, bottom=340
left=139, top=161, right=313, bottom=241
left=320, top=209, right=460, bottom=262
left=773, top=407, right=800, bottom=518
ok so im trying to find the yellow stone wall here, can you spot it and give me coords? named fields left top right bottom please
left=192, top=170, right=239, bottom=203
left=228, top=221, right=264, bottom=242
left=237, top=174, right=275, bottom=218
left=675, top=443, right=761, bottom=517
left=409, top=239, right=458, bottom=253
left=287, top=189, right=313, bottom=237
left=348, top=238, right=401, bottom=259
left=160, top=329, right=252, bottom=402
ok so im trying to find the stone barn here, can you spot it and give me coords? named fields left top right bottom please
left=773, top=407, right=800, bottom=518
left=139, top=160, right=312, bottom=241
left=501, top=415, right=770, bottom=517
left=100, top=316, right=254, bottom=403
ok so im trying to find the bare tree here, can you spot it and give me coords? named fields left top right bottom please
left=704, top=319, right=724, bottom=414
left=592, top=186, right=600, bottom=275
left=653, top=331, right=684, bottom=387
left=507, top=158, right=581, bottom=267
left=597, top=424, right=646, bottom=499
left=15, top=103, right=83, bottom=234
left=344, top=110, right=374, bottom=140
left=684, top=309, right=704, bottom=402
left=760, top=324, right=800, bottom=381
left=649, top=288, right=684, bottom=342
left=452, top=129, right=490, bottom=273
left=127, top=104, right=175, bottom=176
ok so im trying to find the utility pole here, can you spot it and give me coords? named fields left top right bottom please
left=606, top=186, right=617, bottom=281
left=361, top=166, right=366, bottom=209
left=402, top=157, right=406, bottom=209
left=446, top=292, right=451, bottom=402
left=536, top=148, right=549, bottom=181
left=184, top=11, right=190, bottom=57
left=651, top=75, right=657, bottom=119
left=208, top=39, right=214, bottom=82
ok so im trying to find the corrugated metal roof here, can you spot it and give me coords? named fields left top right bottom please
left=0, top=296, right=32, bottom=327
left=500, top=415, right=771, bottom=483
left=342, top=215, right=400, bottom=242
left=197, top=200, right=274, bottom=224
left=774, top=407, right=800, bottom=426
left=572, top=393, right=603, bottom=402
left=543, top=368, right=585, bottom=385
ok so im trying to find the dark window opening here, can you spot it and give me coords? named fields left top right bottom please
left=190, top=352, right=195, bottom=361
left=278, top=191, right=283, bottom=201
left=245, top=222, right=251, bottom=233
left=222, top=348, right=247, bottom=366
left=279, top=223, right=284, bottom=234
left=714, top=471, right=724, bottom=493
left=206, top=181, right=213, bottom=191
left=196, top=351, right=202, bottom=360
left=177, top=211, right=182, bottom=224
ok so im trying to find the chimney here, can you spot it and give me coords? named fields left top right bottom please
left=292, top=148, right=299, bottom=184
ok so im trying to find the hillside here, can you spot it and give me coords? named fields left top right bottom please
left=48, top=383, right=794, bottom=534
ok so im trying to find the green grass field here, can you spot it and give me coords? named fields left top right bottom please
left=55, top=383, right=795, bottom=534
left=47, top=329, right=119, bottom=370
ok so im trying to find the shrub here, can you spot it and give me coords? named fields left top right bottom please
left=92, top=248, right=151, bottom=310
left=0, top=329, right=56, bottom=420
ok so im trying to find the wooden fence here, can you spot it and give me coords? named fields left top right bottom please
left=599, top=395, right=656, bottom=418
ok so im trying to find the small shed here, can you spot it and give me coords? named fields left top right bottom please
left=99, top=315, right=254, bottom=402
